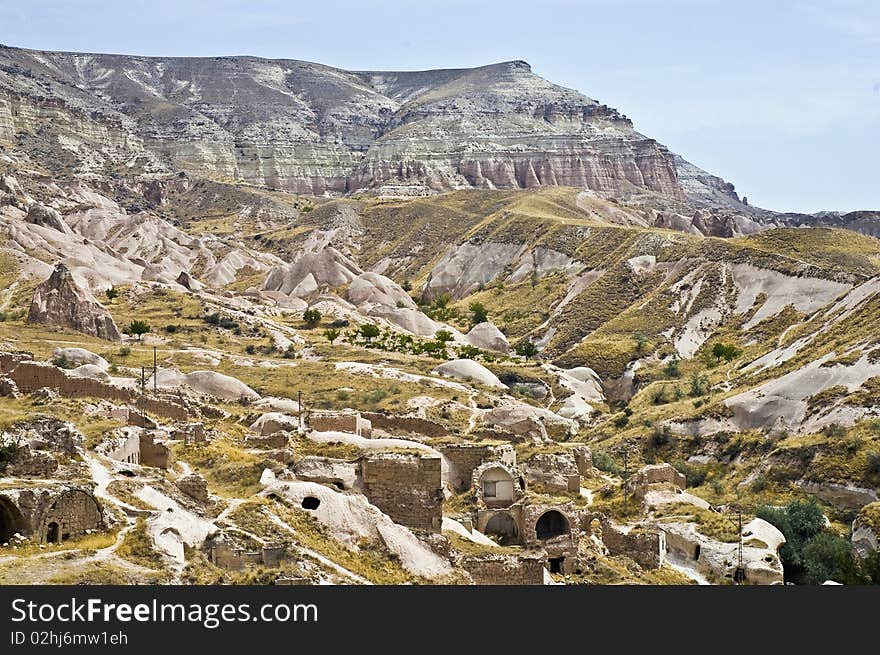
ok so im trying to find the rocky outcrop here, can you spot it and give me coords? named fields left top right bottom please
left=263, top=247, right=362, bottom=298
left=433, top=359, right=506, bottom=388
left=175, top=474, right=211, bottom=503
left=28, top=263, right=122, bottom=341
left=852, top=502, right=880, bottom=559
left=0, top=47, right=746, bottom=204
left=464, top=322, right=510, bottom=354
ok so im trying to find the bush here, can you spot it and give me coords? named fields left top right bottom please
left=515, top=340, right=539, bottom=358
left=435, top=330, right=454, bottom=343
left=613, top=414, right=629, bottom=428
left=866, top=452, right=880, bottom=479
left=592, top=451, right=621, bottom=475
left=712, top=342, right=742, bottom=363
left=689, top=373, right=709, bottom=397
left=664, top=358, right=681, bottom=379
left=126, top=320, right=151, bottom=340
left=468, top=301, right=488, bottom=326
left=457, top=345, right=481, bottom=360
left=359, top=324, right=381, bottom=341
left=303, top=308, right=322, bottom=328
left=0, top=441, right=20, bottom=472
left=801, top=532, right=865, bottom=585
left=105, top=286, right=119, bottom=303
left=323, top=328, right=340, bottom=344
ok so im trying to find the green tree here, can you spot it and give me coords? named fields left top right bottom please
left=359, top=323, right=381, bottom=342
left=302, top=308, right=322, bottom=328
left=435, top=330, right=454, bottom=343
left=688, top=372, right=709, bottom=397
left=126, top=320, right=150, bottom=341
left=515, top=340, right=539, bottom=358
left=323, top=328, right=340, bottom=344
left=105, top=286, right=119, bottom=303
left=664, top=358, right=681, bottom=379
left=468, top=301, right=488, bottom=326
left=634, top=332, right=647, bottom=353
left=712, top=342, right=742, bottom=363
left=457, top=345, right=481, bottom=360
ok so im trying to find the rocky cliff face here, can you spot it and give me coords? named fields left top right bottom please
left=0, top=45, right=736, bottom=203
left=28, top=262, right=122, bottom=341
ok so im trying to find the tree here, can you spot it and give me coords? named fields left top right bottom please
left=457, top=345, right=481, bottom=360
left=712, top=342, right=742, bottom=363
left=468, top=301, right=488, bottom=326
left=105, top=286, right=119, bottom=303
left=359, top=323, right=380, bottom=342
left=515, top=340, right=539, bottom=358
left=302, top=308, right=322, bottom=328
left=634, top=332, right=647, bottom=353
left=688, top=372, right=709, bottom=397
left=323, top=328, right=340, bottom=345
left=126, top=320, right=150, bottom=341
left=435, top=330, right=454, bottom=343
left=664, top=358, right=681, bottom=379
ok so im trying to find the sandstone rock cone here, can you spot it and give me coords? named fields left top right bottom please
left=28, top=263, right=122, bottom=341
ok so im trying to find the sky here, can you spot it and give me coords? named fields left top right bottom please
left=1, top=0, right=877, bottom=213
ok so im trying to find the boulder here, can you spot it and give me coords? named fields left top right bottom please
left=28, top=263, right=122, bottom=341
left=464, top=322, right=510, bottom=353
left=478, top=403, right=577, bottom=442
left=293, top=456, right=360, bottom=490
left=0, top=376, right=19, bottom=398
left=346, top=272, right=416, bottom=309
left=150, top=368, right=259, bottom=401
left=52, top=347, right=110, bottom=370
left=250, top=412, right=299, bottom=435
left=25, top=204, right=71, bottom=233
left=433, top=359, right=506, bottom=388
left=66, top=364, right=111, bottom=381
left=176, top=271, right=204, bottom=291
left=852, top=501, right=880, bottom=559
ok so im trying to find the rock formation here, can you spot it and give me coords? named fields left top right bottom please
left=0, top=46, right=746, bottom=204
left=28, top=263, right=122, bottom=341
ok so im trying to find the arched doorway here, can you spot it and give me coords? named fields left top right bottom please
left=46, top=522, right=60, bottom=544
left=535, top=510, right=569, bottom=540
left=0, top=498, right=28, bottom=543
left=484, top=512, right=519, bottom=546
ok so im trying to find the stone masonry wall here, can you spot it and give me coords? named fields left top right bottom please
left=361, top=412, right=449, bottom=438
left=460, top=554, right=545, bottom=585
left=360, top=453, right=443, bottom=531
left=440, top=443, right=516, bottom=492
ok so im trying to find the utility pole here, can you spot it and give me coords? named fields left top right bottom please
left=141, top=366, right=146, bottom=429
left=623, top=450, right=629, bottom=513
left=153, top=346, right=157, bottom=395
left=298, top=390, right=303, bottom=430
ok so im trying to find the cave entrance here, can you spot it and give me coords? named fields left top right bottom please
left=301, top=497, right=320, bottom=510
left=535, top=510, right=569, bottom=540
left=0, top=498, right=28, bottom=543
left=46, top=522, right=60, bottom=544
left=548, top=557, right=564, bottom=574
left=484, top=513, right=519, bottom=546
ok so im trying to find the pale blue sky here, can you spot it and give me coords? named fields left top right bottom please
left=1, top=0, right=877, bottom=213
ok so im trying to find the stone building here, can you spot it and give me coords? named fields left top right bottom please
left=440, top=442, right=516, bottom=492
left=309, top=410, right=372, bottom=438
left=0, top=486, right=103, bottom=544
left=360, top=453, right=443, bottom=532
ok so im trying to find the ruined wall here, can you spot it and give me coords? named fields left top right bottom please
left=361, top=412, right=449, bottom=438
left=460, top=554, right=546, bottom=585
left=106, top=430, right=140, bottom=465
left=440, top=443, right=516, bottom=492
left=360, top=453, right=443, bottom=531
left=0, top=351, right=33, bottom=375
left=139, top=432, right=171, bottom=469
left=600, top=519, right=665, bottom=569
left=309, top=411, right=371, bottom=437
left=8, top=362, right=190, bottom=421
left=10, top=361, right=132, bottom=400
left=40, top=488, right=103, bottom=543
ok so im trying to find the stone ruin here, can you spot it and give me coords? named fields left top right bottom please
left=308, top=410, right=372, bottom=438
left=360, top=452, right=443, bottom=532
left=205, top=532, right=287, bottom=571
left=0, top=485, right=104, bottom=545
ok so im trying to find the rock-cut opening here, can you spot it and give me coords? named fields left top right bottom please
left=301, top=496, right=320, bottom=510
left=535, top=510, right=569, bottom=540
left=0, top=498, right=28, bottom=543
